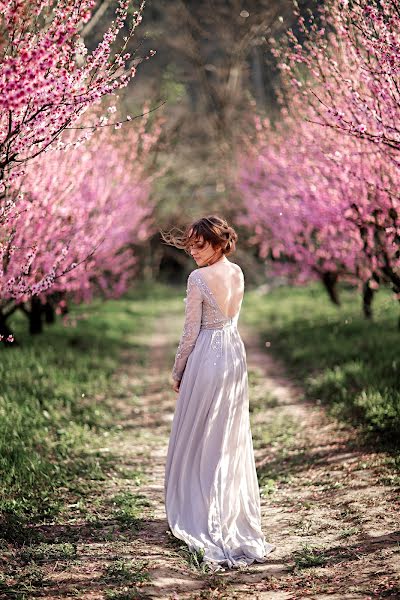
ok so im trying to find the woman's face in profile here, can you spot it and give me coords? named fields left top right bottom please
left=188, top=232, right=217, bottom=266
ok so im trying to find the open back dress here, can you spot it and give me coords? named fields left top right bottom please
left=164, top=265, right=276, bottom=569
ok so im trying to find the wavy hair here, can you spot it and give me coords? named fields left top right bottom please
left=160, top=215, right=238, bottom=257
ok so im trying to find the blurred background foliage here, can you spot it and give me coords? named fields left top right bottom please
left=82, top=0, right=319, bottom=284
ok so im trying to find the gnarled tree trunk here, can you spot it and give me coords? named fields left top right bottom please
left=321, top=271, right=340, bottom=306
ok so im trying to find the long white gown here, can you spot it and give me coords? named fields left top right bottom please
left=164, top=265, right=276, bottom=569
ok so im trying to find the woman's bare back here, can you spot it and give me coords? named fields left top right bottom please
left=198, top=259, right=244, bottom=318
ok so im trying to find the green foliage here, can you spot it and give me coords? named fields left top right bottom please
left=160, top=64, right=186, bottom=103
left=293, top=543, right=328, bottom=569
left=101, top=558, right=151, bottom=584
left=243, top=283, right=400, bottom=439
left=111, top=491, right=151, bottom=530
left=166, top=529, right=212, bottom=573
left=180, top=544, right=210, bottom=572
left=252, top=412, right=297, bottom=450
left=20, top=542, right=77, bottom=563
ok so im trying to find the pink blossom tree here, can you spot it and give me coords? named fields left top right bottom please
left=237, top=115, right=363, bottom=304
left=0, top=0, right=161, bottom=342
left=0, top=0, right=147, bottom=189
left=273, top=0, right=400, bottom=155
left=237, top=0, right=399, bottom=320
left=0, top=0, right=155, bottom=296
left=0, top=109, right=162, bottom=338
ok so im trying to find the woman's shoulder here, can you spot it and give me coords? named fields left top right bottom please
left=186, top=269, right=203, bottom=288
left=228, top=262, right=244, bottom=281
left=230, top=261, right=243, bottom=274
left=188, top=268, right=201, bottom=279
left=200, top=260, right=243, bottom=272
left=189, top=262, right=243, bottom=280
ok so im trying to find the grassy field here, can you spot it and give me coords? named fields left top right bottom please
left=242, top=282, right=400, bottom=443
left=0, top=282, right=176, bottom=528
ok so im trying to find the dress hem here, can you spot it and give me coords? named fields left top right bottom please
left=169, top=525, right=276, bottom=571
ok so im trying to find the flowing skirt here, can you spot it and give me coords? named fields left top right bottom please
left=164, top=324, right=276, bottom=569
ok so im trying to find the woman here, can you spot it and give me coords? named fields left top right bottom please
left=161, top=215, right=276, bottom=570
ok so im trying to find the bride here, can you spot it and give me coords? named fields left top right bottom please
left=161, top=215, right=276, bottom=569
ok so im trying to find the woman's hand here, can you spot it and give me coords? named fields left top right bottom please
left=172, top=379, right=181, bottom=393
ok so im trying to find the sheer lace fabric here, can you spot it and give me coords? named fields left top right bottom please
left=165, top=266, right=276, bottom=569
left=171, top=268, right=243, bottom=381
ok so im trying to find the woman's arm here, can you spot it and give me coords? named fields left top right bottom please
left=172, top=271, right=203, bottom=383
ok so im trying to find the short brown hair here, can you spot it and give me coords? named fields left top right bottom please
left=160, top=215, right=238, bottom=256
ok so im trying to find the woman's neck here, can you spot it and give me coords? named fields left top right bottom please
left=204, top=253, right=227, bottom=267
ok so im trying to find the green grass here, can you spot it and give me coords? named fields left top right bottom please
left=111, top=491, right=151, bottom=530
left=292, top=543, right=328, bottom=569
left=2, top=277, right=398, bottom=542
left=101, top=558, right=151, bottom=600
left=243, top=282, right=400, bottom=440
left=19, top=542, right=77, bottom=563
left=101, top=558, right=151, bottom=584
left=0, top=281, right=169, bottom=526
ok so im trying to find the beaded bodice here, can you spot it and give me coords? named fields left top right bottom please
left=194, top=270, right=240, bottom=330
left=171, top=268, right=243, bottom=382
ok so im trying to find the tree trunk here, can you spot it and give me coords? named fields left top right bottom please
left=380, top=264, right=400, bottom=329
left=44, top=301, right=56, bottom=324
left=0, top=309, right=17, bottom=346
left=29, top=297, right=43, bottom=335
left=251, top=46, right=267, bottom=108
left=321, top=272, right=340, bottom=306
left=362, top=280, right=375, bottom=319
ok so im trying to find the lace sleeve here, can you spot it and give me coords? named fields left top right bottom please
left=172, top=271, right=203, bottom=382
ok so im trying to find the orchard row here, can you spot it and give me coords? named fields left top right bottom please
left=0, top=1, right=159, bottom=341
left=238, top=0, right=399, bottom=320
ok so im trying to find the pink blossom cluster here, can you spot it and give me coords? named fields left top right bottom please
left=0, top=334, right=14, bottom=342
left=238, top=115, right=398, bottom=287
left=237, top=0, right=399, bottom=298
left=0, top=108, right=162, bottom=305
left=0, top=0, right=147, bottom=212
left=272, top=0, right=400, bottom=154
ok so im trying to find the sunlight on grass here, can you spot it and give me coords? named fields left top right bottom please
left=242, top=283, right=400, bottom=439
left=0, top=282, right=165, bottom=523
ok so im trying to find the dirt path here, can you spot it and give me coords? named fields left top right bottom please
left=107, top=314, right=399, bottom=599
left=5, top=312, right=399, bottom=599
